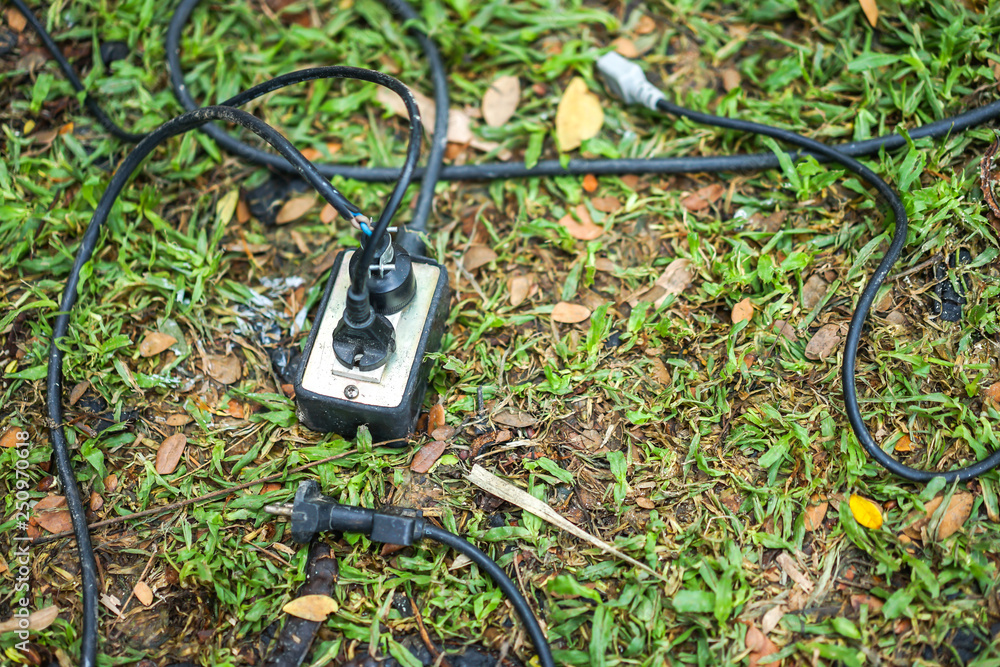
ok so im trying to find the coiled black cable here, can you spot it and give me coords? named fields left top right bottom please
left=653, top=98, right=1000, bottom=483
left=44, top=63, right=423, bottom=666
left=423, top=525, right=555, bottom=667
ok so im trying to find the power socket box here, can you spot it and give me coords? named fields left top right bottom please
left=294, top=249, right=449, bottom=443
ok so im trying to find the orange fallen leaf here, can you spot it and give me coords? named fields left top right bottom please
left=155, top=434, right=187, bottom=475
left=133, top=581, right=154, bottom=607
left=283, top=594, right=339, bottom=621
left=558, top=204, right=603, bottom=240
left=482, top=74, right=520, bottom=128
left=138, top=332, right=177, bottom=357
left=6, top=8, right=26, bottom=33
left=551, top=302, right=591, bottom=324
left=90, top=492, right=104, bottom=512
left=681, top=183, right=725, bottom=212
left=427, top=404, right=446, bottom=435
left=984, top=381, right=1000, bottom=403
left=555, top=78, right=604, bottom=152
left=849, top=494, right=883, bottom=530
left=0, top=428, right=23, bottom=448
left=591, top=196, right=621, bottom=213
left=731, top=298, right=754, bottom=324
left=275, top=196, right=316, bottom=224
left=611, top=37, right=639, bottom=58
left=319, top=203, right=336, bottom=224
left=236, top=199, right=251, bottom=224
left=411, top=440, right=448, bottom=473
left=745, top=624, right=779, bottom=667
left=894, top=435, right=913, bottom=452
left=582, top=174, right=598, bottom=193
left=859, top=0, right=878, bottom=27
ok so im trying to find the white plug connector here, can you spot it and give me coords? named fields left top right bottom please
left=595, top=52, right=666, bottom=111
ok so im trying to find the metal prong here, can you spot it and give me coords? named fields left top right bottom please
left=264, top=503, right=294, bottom=518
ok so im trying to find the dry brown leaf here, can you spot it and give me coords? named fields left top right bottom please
left=934, top=493, right=973, bottom=540
left=859, top=0, right=878, bottom=27
left=745, top=624, right=779, bottom=667
left=493, top=409, right=537, bottom=428
left=431, top=425, right=456, bottom=441
left=463, top=245, right=497, bottom=271
left=105, top=474, right=118, bottom=493
left=555, top=77, right=604, bottom=152
left=133, top=581, right=154, bottom=607
left=283, top=595, right=339, bottom=622
left=894, top=434, right=913, bottom=452
left=376, top=87, right=476, bottom=144
left=732, top=298, right=754, bottom=324
left=155, top=434, right=187, bottom=475
left=592, top=196, right=621, bottom=213
left=772, top=320, right=796, bottom=341
left=805, top=324, right=842, bottom=360
left=482, top=75, right=520, bottom=128
left=427, top=403, right=446, bottom=434
left=635, top=497, right=655, bottom=510
left=69, top=381, right=90, bottom=405
left=205, top=354, right=242, bottom=384
left=35, top=507, right=72, bottom=534
left=89, top=492, right=104, bottom=512
left=650, top=358, right=672, bottom=385
left=983, top=381, right=1000, bottom=403
left=681, top=183, right=725, bottom=212
left=721, top=68, right=741, bottom=92
left=801, top=274, right=829, bottom=310
left=0, top=605, right=59, bottom=633
left=0, top=428, right=23, bottom=448
left=582, top=174, right=598, bottom=193
left=803, top=501, right=828, bottom=532
left=138, top=332, right=177, bottom=357
left=6, top=8, right=26, bottom=32
left=850, top=594, right=884, bottom=613
left=165, top=414, right=192, bottom=427
left=611, top=37, right=639, bottom=58
left=411, top=440, right=447, bottom=473
left=558, top=204, right=603, bottom=240
left=776, top=552, right=814, bottom=593
left=761, top=605, right=784, bottom=635
left=275, top=196, right=316, bottom=224
left=508, top=275, right=532, bottom=307
left=552, top=302, right=591, bottom=324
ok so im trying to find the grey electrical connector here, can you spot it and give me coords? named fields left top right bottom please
left=595, top=52, right=666, bottom=110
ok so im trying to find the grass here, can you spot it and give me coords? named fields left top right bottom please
left=2, top=0, right=1000, bottom=665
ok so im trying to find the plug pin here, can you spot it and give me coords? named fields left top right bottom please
left=264, top=503, right=294, bottom=518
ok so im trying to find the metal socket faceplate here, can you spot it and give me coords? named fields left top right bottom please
left=299, top=250, right=441, bottom=409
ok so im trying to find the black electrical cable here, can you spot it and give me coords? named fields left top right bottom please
left=44, top=93, right=418, bottom=667
left=654, top=97, right=1000, bottom=482
left=218, top=64, right=424, bottom=286
left=166, top=0, right=448, bottom=238
left=422, top=525, right=555, bottom=667
left=9, top=0, right=148, bottom=143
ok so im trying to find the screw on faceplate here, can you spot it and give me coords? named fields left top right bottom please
left=344, top=385, right=359, bottom=399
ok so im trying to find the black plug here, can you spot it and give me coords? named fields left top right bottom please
left=265, top=480, right=425, bottom=546
left=331, top=285, right=396, bottom=371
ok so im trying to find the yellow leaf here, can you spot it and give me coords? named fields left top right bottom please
left=849, top=494, right=883, bottom=530
left=283, top=594, right=339, bottom=622
left=555, top=78, right=604, bottom=152
left=894, top=435, right=912, bottom=452
left=858, top=0, right=878, bottom=27
left=216, top=189, right=240, bottom=226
